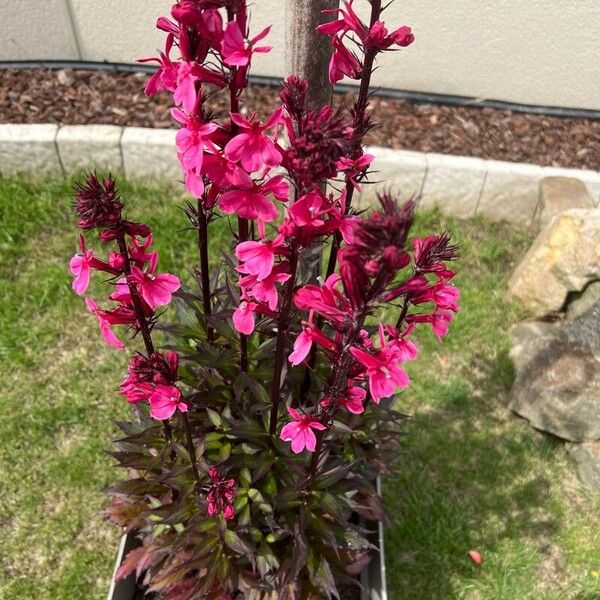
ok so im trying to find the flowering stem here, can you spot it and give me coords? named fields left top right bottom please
left=268, top=247, right=300, bottom=436
left=238, top=217, right=249, bottom=373
left=226, top=56, right=250, bottom=373
left=116, top=234, right=173, bottom=444
left=395, top=296, right=410, bottom=329
left=306, top=275, right=383, bottom=488
left=197, top=202, right=213, bottom=341
left=324, top=0, right=383, bottom=281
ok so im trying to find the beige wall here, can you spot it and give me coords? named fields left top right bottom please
left=2, top=1, right=599, bottom=110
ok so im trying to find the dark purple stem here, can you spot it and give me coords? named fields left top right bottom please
left=324, top=0, right=383, bottom=280
left=268, top=248, right=300, bottom=436
left=116, top=234, right=172, bottom=444
left=117, top=234, right=203, bottom=493
left=197, top=202, right=213, bottom=341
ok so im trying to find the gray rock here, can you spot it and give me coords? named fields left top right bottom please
left=568, top=442, right=600, bottom=492
left=509, top=320, right=557, bottom=371
left=510, top=303, right=600, bottom=442
left=566, top=280, right=600, bottom=320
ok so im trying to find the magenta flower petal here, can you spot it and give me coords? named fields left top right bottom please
left=288, top=330, right=313, bottom=366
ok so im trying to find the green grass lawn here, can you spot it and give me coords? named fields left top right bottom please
left=0, top=175, right=599, bottom=599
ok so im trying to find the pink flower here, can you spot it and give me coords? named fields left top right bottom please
left=279, top=408, right=326, bottom=454
left=149, top=385, right=187, bottom=420
left=206, top=467, right=236, bottom=520
left=139, top=38, right=179, bottom=96
left=433, top=284, right=460, bottom=312
left=468, top=550, right=482, bottom=565
left=294, top=274, right=353, bottom=326
left=321, top=381, right=366, bottom=415
left=235, top=234, right=285, bottom=281
left=363, top=22, right=415, bottom=51
left=184, top=169, right=205, bottom=198
left=288, top=329, right=313, bottom=366
left=69, top=235, right=124, bottom=294
left=119, top=381, right=154, bottom=404
left=390, top=26, right=415, bottom=47
left=174, top=61, right=199, bottom=112
left=233, top=299, right=258, bottom=335
left=288, top=191, right=327, bottom=228
left=129, top=265, right=181, bottom=310
left=317, top=1, right=367, bottom=39
left=336, top=153, right=374, bottom=190
left=328, top=36, right=362, bottom=84
left=221, top=21, right=272, bottom=67
left=350, top=326, right=412, bottom=402
left=202, top=152, right=252, bottom=188
left=218, top=175, right=289, bottom=222
left=341, top=384, right=367, bottom=414
left=85, top=298, right=128, bottom=350
left=407, top=309, right=455, bottom=341
left=70, top=248, right=93, bottom=295
left=289, top=312, right=337, bottom=366
left=239, top=267, right=291, bottom=311
left=172, top=108, right=218, bottom=173
left=129, top=234, right=156, bottom=266
left=392, top=337, right=419, bottom=362
left=225, top=108, right=282, bottom=172
left=431, top=309, right=454, bottom=340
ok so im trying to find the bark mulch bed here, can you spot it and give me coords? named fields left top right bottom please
left=1, top=68, right=598, bottom=170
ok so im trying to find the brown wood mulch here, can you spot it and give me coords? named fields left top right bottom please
left=1, top=68, right=598, bottom=171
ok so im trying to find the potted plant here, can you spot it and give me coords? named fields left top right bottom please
left=68, top=1, right=459, bottom=598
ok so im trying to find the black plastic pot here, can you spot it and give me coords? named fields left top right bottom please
left=107, top=481, right=388, bottom=600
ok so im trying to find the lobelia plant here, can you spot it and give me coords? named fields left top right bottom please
left=68, top=1, right=459, bottom=598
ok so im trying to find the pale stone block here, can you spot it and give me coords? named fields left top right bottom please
left=478, top=160, right=544, bottom=224
left=121, top=127, right=181, bottom=181
left=57, top=125, right=124, bottom=173
left=357, top=147, right=426, bottom=209
left=420, top=153, right=485, bottom=218
left=0, top=124, right=62, bottom=176
left=542, top=166, right=600, bottom=207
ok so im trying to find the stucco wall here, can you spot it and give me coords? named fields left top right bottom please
left=2, top=1, right=599, bottom=110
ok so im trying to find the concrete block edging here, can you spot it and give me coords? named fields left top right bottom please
left=0, top=123, right=599, bottom=225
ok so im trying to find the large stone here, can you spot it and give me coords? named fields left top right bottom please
left=532, top=176, right=594, bottom=228
left=568, top=442, right=600, bottom=492
left=567, top=280, right=600, bottom=320
left=510, top=303, right=600, bottom=442
left=543, top=166, right=600, bottom=207
left=508, top=209, right=600, bottom=317
left=509, top=320, right=557, bottom=371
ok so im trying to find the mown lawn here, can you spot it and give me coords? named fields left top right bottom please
left=0, top=175, right=599, bottom=599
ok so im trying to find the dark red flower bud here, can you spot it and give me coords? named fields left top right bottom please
left=280, top=76, right=309, bottom=121
left=123, top=221, right=152, bottom=238
left=74, top=174, right=123, bottom=230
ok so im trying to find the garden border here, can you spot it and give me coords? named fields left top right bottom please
left=1, top=123, right=598, bottom=225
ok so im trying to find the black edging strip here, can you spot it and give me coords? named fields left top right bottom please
left=1, top=60, right=599, bottom=121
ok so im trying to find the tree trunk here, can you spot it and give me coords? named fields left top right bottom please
left=284, top=0, right=339, bottom=108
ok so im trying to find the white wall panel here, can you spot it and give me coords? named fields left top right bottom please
left=0, top=1, right=598, bottom=110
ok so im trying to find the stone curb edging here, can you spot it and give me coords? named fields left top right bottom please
left=1, top=123, right=599, bottom=225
